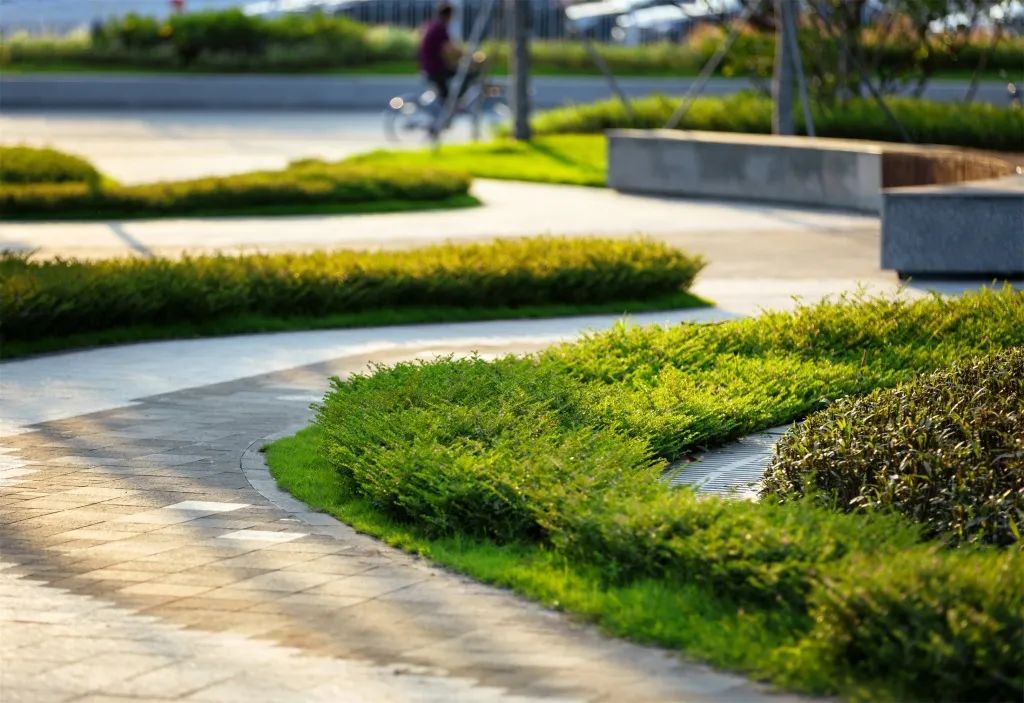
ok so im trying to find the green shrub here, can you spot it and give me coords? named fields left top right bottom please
left=313, top=289, right=1024, bottom=699
left=801, top=547, right=1024, bottom=701
left=552, top=486, right=918, bottom=609
left=0, top=237, right=704, bottom=342
left=91, top=13, right=164, bottom=51
left=764, top=348, right=1024, bottom=546
left=0, top=146, right=101, bottom=186
left=165, top=10, right=265, bottom=65
left=85, top=9, right=378, bottom=69
left=317, top=289, right=1024, bottom=546
left=5, top=15, right=1021, bottom=79
left=528, top=93, right=1024, bottom=151
left=0, top=160, right=469, bottom=219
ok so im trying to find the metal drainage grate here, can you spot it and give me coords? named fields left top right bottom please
left=665, top=426, right=790, bottom=500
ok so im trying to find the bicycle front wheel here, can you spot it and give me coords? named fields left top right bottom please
left=384, top=94, right=440, bottom=144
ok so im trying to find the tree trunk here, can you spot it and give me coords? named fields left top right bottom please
left=966, top=26, right=1000, bottom=104
left=508, top=0, right=532, bottom=141
left=772, top=0, right=795, bottom=135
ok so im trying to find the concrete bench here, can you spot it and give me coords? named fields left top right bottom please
left=607, top=129, right=886, bottom=212
left=882, top=175, right=1024, bottom=278
left=607, top=129, right=1020, bottom=276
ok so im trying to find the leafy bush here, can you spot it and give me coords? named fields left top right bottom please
left=86, top=10, right=379, bottom=68
left=318, top=289, right=1024, bottom=544
left=163, top=10, right=265, bottom=65
left=91, top=13, right=164, bottom=51
left=528, top=92, right=1024, bottom=151
left=764, top=348, right=1024, bottom=546
left=0, top=159, right=470, bottom=219
left=0, top=146, right=101, bottom=186
left=0, top=237, right=704, bottom=342
left=4, top=15, right=1021, bottom=78
left=801, top=547, right=1023, bottom=701
left=314, top=289, right=1024, bottom=699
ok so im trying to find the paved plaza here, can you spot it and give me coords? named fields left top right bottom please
left=2, top=319, right=812, bottom=703
left=0, top=109, right=999, bottom=701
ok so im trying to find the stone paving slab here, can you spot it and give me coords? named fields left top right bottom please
left=0, top=342, right=812, bottom=703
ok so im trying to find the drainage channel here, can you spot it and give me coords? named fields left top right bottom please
left=666, top=426, right=791, bottom=500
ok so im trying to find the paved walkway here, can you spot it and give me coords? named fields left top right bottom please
left=1, top=179, right=879, bottom=265
left=0, top=110, right=473, bottom=186
left=0, top=108, right=879, bottom=270
left=1, top=310, right=818, bottom=703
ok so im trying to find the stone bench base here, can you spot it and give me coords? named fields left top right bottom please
left=607, top=129, right=884, bottom=213
left=881, top=176, right=1024, bottom=278
left=607, top=129, right=1020, bottom=277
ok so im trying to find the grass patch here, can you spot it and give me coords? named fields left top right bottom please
left=1, top=290, right=705, bottom=360
left=0, top=149, right=473, bottom=221
left=345, top=135, right=606, bottom=187
left=266, top=288, right=1024, bottom=700
left=528, top=92, right=1024, bottom=152
left=0, top=237, right=706, bottom=356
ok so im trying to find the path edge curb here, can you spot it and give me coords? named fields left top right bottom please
left=239, top=425, right=369, bottom=541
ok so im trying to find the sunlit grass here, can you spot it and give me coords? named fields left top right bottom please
left=346, top=135, right=607, bottom=187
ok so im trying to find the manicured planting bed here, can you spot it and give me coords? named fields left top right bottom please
left=528, top=93, right=1024, bottom=152
left=0, top=237, right=706, bottom=358
left=268, top=288, right=1024, bottom=701
left=765, top=347, right=1024, bottom=546
left=0, top=148, right=474, bottom=221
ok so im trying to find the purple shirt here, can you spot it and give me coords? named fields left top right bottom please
left=418, top=19, right=451, bottom=76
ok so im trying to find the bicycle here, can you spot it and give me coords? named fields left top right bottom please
left=384, top=53, right=510, bottom=143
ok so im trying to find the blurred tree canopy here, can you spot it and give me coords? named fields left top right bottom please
left=725, top=0, right=1011, bottom=102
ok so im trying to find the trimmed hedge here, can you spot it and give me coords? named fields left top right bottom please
left=801, top=546, right=1022, bottom=701
left=0, top=145, right=101, bottom=186
left=0, top=237, right=705, bottom=342
left=528, top=92, right=1024, bottom=151
left=318, top=289, right=1024, bottom=544
left=86, top=10, right=403, bottom=70
left=0, top=155, right=471, bottom=220
left=3, top=11, right=1021, bottom=78
left=764, top=347, right=1024, bottom=546
left=314, top=289, right=1024, bottom=699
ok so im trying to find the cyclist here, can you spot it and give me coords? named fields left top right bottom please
left=418, top=1, right=462, bottom=102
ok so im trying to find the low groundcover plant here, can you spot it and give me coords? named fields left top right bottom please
left=285, top=287, right=1023, bottom=701
left=0, top=236, right=706, bottom=356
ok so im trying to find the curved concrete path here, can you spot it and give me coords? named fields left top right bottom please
left=0, top=109, right=878, bottom=266
left=1, top=179, right=879, bottom=263
left=1, top=310, right=816, bottom=703
left=0, top=109, right=998, bottom=700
